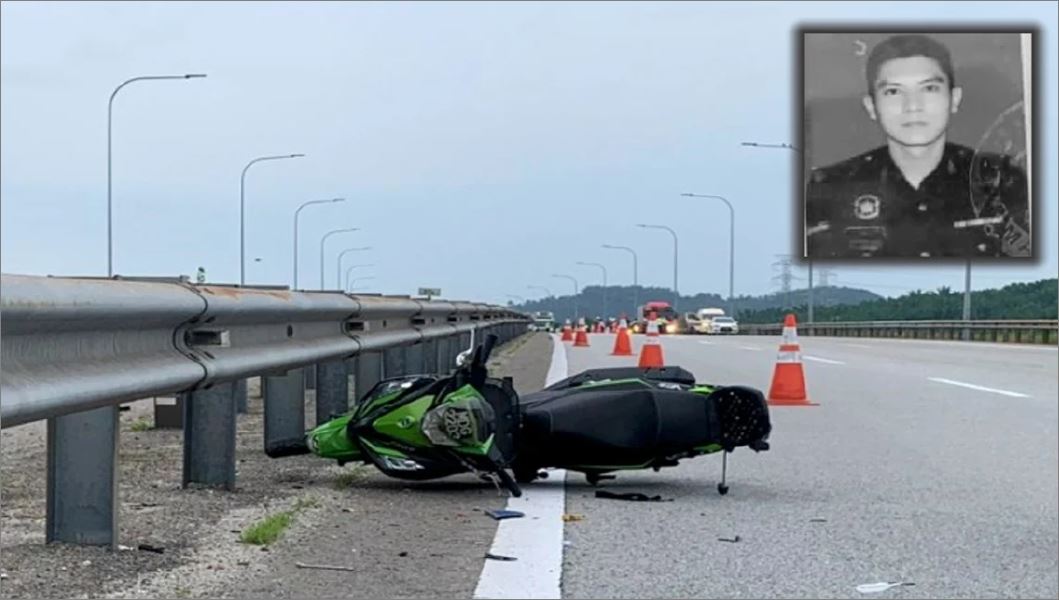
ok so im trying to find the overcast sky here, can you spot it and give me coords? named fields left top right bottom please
left=2, top=1, right=1055, bottom=304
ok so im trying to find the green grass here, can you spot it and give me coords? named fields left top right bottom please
left=239, top=511, right=294, bottom=545
left=332, top=466, right=370, bottom=489
left=239, top=496, right=321, bottom=545
left=129, top=417, right=154, bottom=432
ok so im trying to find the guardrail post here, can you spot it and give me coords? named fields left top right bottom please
left=182, top=383, right=237, bottom=490
left=235, top=379, right=249, bottom=414
left=263, top=369, right=306, bottom=454
left=437, top=336, right=453, bottom=374
left=46, top=405, right=119, bottom=547
left=354, top=351, right=383, bottom=403
left=422, top=339, right=438, bottom=374
left=384, top=346, right=406, bottom=378
left=405, top=343, right=424, bottom=376
left=315, top=360, right=349, bottom=426
left=153, top=396, right=183, bottom=429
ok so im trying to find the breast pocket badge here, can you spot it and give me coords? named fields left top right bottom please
left=852, top=194, right=881, bottom=220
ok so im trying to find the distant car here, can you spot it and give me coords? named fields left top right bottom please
left=710, top=316, right=739, bottom=335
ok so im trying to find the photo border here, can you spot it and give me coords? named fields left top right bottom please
left=792, top=22, right=1042, bottom=266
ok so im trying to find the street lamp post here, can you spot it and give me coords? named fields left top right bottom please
left=602, top=244, right=638, bottom=317
left=108, top=73, right=206, bottom=277
left=292, top=198, right=344, bottom=289
left=552, top=274, right=579, bottom=321
left=576, top=261, right=608, bottom=319
left=636, top=224, right=679, bottom=311
left=741, top=141, right=814, bottom=324
left=344, top=264, right=375, bottom=291
left=241, top=153, right=305, bottom=285
left=319, top=228, right=360, bottom=290
left=336, top=246, right=372, bottom=288
left=349, top=276, right=375, bottom=291
left=681, top=193, right=736, bottom=317
left=527, top=285, right=553, bottom=298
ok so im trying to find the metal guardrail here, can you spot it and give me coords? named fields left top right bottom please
left=0, top=273, right=532, bottom=548
left=740, top=319, right=1058, bottom=345
left=1, top=274, right=529, bottom=427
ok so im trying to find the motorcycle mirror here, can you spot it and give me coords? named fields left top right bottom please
left=456, top=349, right=472, bottom=367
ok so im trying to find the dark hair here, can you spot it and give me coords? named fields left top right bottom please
left=865, top=34, right=956, bottom=95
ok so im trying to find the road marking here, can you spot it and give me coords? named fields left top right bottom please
left=698, top=340, right=714, bottom=345
left=474, top=334, right=567, bottom=599
left=803, top=355, right=846, bottom=365
left=738, top=346, right=762, bottom=351
left=927, top=377, right=1030, bottom=398
left=841, top=343, right=872, bottom=349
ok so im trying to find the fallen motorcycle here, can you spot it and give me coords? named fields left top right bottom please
left=267, top=334, right=772, bottom=496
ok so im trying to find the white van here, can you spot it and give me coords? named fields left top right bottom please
left=695, top=308, right=726, bottom=334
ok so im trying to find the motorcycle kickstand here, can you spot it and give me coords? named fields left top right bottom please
left=717, top=452, right=729, bottom=496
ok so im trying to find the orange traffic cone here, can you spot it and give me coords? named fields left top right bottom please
left=612, top=318, right=633, bottom=356
left=574, top=318, right=591, bottom=347
left=767, top=314, right=817, bottom=406
left=637, top=311, right=664, bottom=367
left=561, top=319, right=574, bottom=342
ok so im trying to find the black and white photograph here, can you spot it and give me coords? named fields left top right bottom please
left=802, top=30, right=1034, bottom=259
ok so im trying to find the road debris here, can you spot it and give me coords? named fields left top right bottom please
left=595, top=490, right=672, bottom=502
left=137, top=544, right=165, bottom=554
left=856, top=582, right=916, bottom=594
left=294, top=562, right=355, bottom=572
left=562, top=513, right=585, bottom=522
left=484, top=509, right=525, bottom=520
left=484, top=553, right=517, bottom=561
left=717, top=536, right=741, bottom=543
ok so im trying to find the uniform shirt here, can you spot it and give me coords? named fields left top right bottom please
left=805, top=142, right=1030, bottom=258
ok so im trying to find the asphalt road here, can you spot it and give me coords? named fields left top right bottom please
left=559, top=333, right=1058, bottom=599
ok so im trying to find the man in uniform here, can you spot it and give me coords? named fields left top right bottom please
left=805, top=34, right=1030, bottom=258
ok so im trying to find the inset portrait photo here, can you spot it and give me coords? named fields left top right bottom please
left=801, top=29, right=1034, bottom=260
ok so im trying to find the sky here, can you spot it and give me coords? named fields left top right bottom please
left=2, top=1, right=1056, bottom=306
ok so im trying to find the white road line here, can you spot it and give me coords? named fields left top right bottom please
left=738, top=346, right=762, bottom=351
left=841, top=343, right=872, bottom=349
left=698, top=340, right=714, bottom=345
left=927, top=377, right=1030, bottom=398
left=474, top=334, right=567, bottom=599
left=803, top=355, right=846, bottom=365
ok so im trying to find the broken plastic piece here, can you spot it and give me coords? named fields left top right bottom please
left=717, top=536, right=741, bottom=543
left=295, top=562, right=355, bottom=572
left=484, top=553, right=517, bottom=561
left=485, top=509, right=525, bottom=520
left=137, top=544, right=165, bottom=554
left=562, top=513, right=584, bottom=522
left=595, top=490, right=672, bottom=502
left=856, top=582, right=916, bottom=594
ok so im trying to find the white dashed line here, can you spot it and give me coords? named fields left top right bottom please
left=927, top=377, right=1030, bottom=398
left=738, top=346, right=762, bottom=351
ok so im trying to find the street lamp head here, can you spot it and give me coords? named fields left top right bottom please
left=680, top=193, right=695, bottom=197
left=331, top=197, right=345, bottom=203
left=184, top=73, right=207, bottom=79
left=289, top=153, right=306, bottom=158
